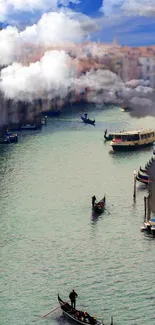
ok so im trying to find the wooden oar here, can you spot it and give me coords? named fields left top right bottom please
left=35, top=301, right=68, bottom=321
left=105, top=207, right=111, bottom=214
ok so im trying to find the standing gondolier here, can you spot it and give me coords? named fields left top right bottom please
left=92, top=195, right=96, bottom=208
left=69, top=289, right=78, bottom=309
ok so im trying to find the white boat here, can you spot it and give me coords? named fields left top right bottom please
left=140, top=221, right=151, bottom=232
left=110, top=129, right=155, bottom=151
left=149, top=218, right=155, bottom=235
left=141, top=219, right=155, bottom=235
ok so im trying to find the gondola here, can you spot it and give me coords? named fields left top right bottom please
left=136, top=175, right=149, bottom=185
left=81, top=116, right=95, bottom=126
left=104, top=130, right=113, bottom=141
left=6, top=131, right=18, bottom=143
left=42, top=110, right=61, bottom=117
left=140, top=166, right=148, bottom=174
left=93, top=196, right=106, bottom=215
left=146, top=158, right=154, bottom=168
left=137, top=171, right=149, bottom=181
left=58, top=294, right=113, bottom=325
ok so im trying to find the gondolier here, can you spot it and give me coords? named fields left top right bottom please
left=69, top=289, right=78, bottom=309
left=92, top=195, right=96, bottom=208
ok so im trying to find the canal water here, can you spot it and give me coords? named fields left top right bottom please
left=0, top=106, right=155, bottom=325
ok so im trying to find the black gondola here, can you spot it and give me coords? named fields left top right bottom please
left=81, top=116, right=95, bottom=126
left=137, top=171, right=149, bottom=181
left=58, top=294, right=109, bottom=325
left=136, top=176, right=149, bottom=185
left=140, top=166, right=148, bottom=174
left=42, top=110, right=61, bottom=117
left=104, top=130, right=113, bottom=141
left=93, top=196, right=106, bottom=215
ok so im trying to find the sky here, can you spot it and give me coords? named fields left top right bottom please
left=0, top=0, right=155, bottom=46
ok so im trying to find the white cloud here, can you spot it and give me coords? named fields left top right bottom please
left=0, top=26, right=21, bottom=65
left=0, top=9, right=97, bottom=65
left=0, top=0, right=80, bottom=22
left=100, top=0, right=155, bottom=17
left=0, top=50, right=75, bottom=101
left=20, top=10, right=96, bottom=45
left=122, top=0, right=155, bottom=16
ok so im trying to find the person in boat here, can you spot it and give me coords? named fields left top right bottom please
left=69, top=289, right=78, bottom=309
left=84, top=113, right=88, bottom=119
left=92, top=195, right=96, bottom=208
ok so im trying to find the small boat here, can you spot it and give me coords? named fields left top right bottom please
left=140, top=166, right=148, bottom=174
left=58, top=294, right=112, bottom=325
left=93, top=196, right=106, bottom=215
left=81, top=115, right=95, bottom=126
left=20, top=124, right=41, bottom=130
left=110, top=129, right=155, bottom=151
left=136, top=175, right=149, bottom=185
left=104, top=130, right=113, bottom=141
left=146, top=158, right=154, bottom=167
left=141, top=219, right=155, bottom=236
left=137, top=171, right=149, bottom=181
left=42, top=110, right=61, bottom=117
left=141, top=221, right=152, bottom=233
left=6, top=131, right=18, bottom=143
left=145, top=162, right=153, bottom=169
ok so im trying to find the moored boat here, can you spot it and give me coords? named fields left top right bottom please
left=81, top=115, right=95, bottom=126
left=42, top=110, right=61, bottom=117
left=137, top=171, right=149, bottom=181
left=149, top=218, right=155, bottom=236
left=110, top=129, right=155, bottom=151
left=6, top=131, right=18, bottom=143
left=20, top=124, right=42, bottom=130
left=58, top=294, right=113, bottom=325
left=136, top=175, right=150, bottom=185
left=93, top=196, right=106, bottom=215
left=140, top=221, right=152, bottom=233
left=141, top=218, right=155, bottom=236
left=140, top=166, right=148, bottom=174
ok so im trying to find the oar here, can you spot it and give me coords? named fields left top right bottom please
left=105, top=207, right=111, bottom=214
left=35, top=301, right=68, bottom=321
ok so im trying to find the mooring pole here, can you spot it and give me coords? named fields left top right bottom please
left=144, top=196, right=147, bottom=221
left=133, top=170, right=136, bottom=200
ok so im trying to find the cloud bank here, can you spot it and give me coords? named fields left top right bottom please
left=101, top=0, right=155, bottom=17
left=0, top=0, right=81, bottom=22
left=0, top=50, right=75, bottom=101
left=0, top=9, right=99, bottom=65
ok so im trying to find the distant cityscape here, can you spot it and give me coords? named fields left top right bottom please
left=19, top=38, right=155, bottom=88
left=0, top=38, right=155, bottom=134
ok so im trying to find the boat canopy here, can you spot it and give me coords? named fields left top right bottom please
left=112, top=129, right=155, bottom=141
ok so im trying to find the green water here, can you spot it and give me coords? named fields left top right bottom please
left=0, top=106, right=155, bottom=325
